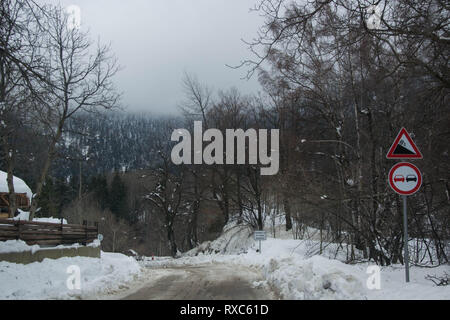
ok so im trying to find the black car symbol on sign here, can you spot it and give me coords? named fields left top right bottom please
left=406, top=175, right=417, bottom=182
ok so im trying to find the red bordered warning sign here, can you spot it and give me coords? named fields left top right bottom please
left=386, top=128, right=422, bottom=159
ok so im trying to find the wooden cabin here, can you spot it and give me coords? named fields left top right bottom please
left=0, top=170, right=32, bottom=218
left=0, top=193, right=30, bottom=218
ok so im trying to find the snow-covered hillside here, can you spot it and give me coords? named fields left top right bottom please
left=143, top=220, right=450, bottom=300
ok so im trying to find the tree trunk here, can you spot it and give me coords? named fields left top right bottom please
left=29, top=125, right=63, bottom=220
left=79, top=161, right=82, bottom=200
left=187, top=199, right=199, bottom=250
left=166, top=213, right=178, bottom=257
left=3, top=144, right=17, bottom=218
left=283, top=195, right=293, bottom=231
left=236, top=167, right=244, bottom=224
left=167, top=223, right=178, bottom=257
left=6, top=162, right=17, bottom=218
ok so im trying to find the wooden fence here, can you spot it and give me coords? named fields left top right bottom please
left=0, top=219, right=98, bottom=246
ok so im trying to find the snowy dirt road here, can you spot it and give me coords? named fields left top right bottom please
left=101, top=263, right=275, bottom=300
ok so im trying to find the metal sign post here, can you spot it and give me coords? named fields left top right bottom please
left=388, top=162, right=421, bottom=283
left=403, top=196, right=410, bottom=282
left=387, top=128, right=423, bottom=283
left=254, top=231, right=266, bottom=254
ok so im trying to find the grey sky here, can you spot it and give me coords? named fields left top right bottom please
left=47, top=0, right=264, bottom=114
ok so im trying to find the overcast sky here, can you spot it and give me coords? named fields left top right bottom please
left=46, top=0, right=264, bottom=114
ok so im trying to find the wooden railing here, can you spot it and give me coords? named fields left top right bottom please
left=0, top=219, right=98, bottom=246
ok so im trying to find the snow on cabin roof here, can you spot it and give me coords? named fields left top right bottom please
left=0, top=170, right=33, bottom=200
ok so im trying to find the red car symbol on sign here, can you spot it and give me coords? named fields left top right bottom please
left=394, top=175, right=405, bottom=183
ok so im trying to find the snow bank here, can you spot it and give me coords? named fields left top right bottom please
left=366, top=264, right=450, bottom=300
left=0, top=251, right=141, bottom=299
left=11, top=210, right=67, bottom=224
left=185, top=220, right=254, bottom=256
left=145, top=249, right=366, bottom=299
left=261, top=255, right=364, bottom=299
left=146, top=222, right=367, bottom=299
left=0, top=239, right=101, bottom=254
left=144, top=221, right=450, bottom=300
left=0, top=240, right=40, bottom=254
left=0, top=170, right=33, bottom=200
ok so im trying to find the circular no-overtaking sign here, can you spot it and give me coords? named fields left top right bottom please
left=388, top=162, right=422, bottom=195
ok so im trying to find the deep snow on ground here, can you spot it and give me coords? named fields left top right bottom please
left=10, top=210, right=67, bottom=224
left=0, top=215, right=448, bottom=300
left=0, top=251, right=141, bottom=299
left=143, top=220, right=450, bottom=300
left=1, top=208, right=142, bottom=300
left=0, top=239, right=101, bottom=254
left=0, top=240, right=41, bottom=254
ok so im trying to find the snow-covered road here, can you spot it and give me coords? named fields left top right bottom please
left=2, top=219, right=447, bottom=300
left=102, top=263, right=275, bottom=300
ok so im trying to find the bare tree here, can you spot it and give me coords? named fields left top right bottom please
left=145, top=151, right=185, bottom=257
left=28, top=5, right=120, bottom=220
left=0, top=0, right=44, bottom=217
left=195, top=0, right=449, bottom=265
left=180, top=72, right=213, bottom=126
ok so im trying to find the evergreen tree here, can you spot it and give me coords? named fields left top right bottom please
left=108, top=172, right=128, bottom=220
left=89, top=174, right=109, bottom=209
left=54, top=179, right=73, bottom=215
left=36, top=177, right=58, bottom=218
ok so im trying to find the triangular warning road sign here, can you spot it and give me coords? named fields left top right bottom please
left=386, top=128, right=423, bottom=159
